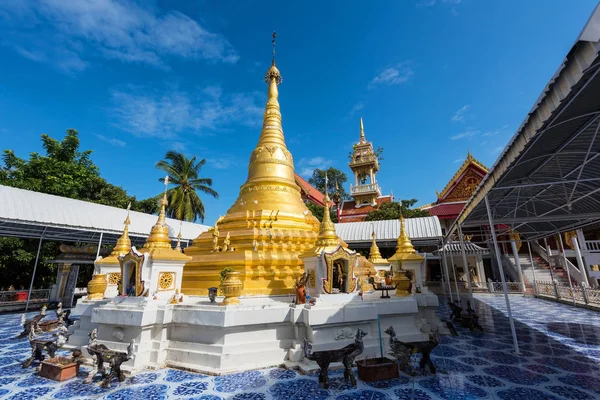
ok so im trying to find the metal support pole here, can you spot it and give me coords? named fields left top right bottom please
left=441, top=247, right=453, bottom=302
left=572, top=236, right=590, bottom=287
left=527, top=241, right=538, bottom=290
left=449, top=246, right=461, bottom=302
left=510, top=240, right=526, bottom=293
left=94, top=232, right=104, bottom=274
left=458, top=225, right=473, bottom=299
left=485, top=195, right=520, bottom=354
left=558, top=233, right=576, bottom=307
left=544, top=238, right=556, bottom=283
left=25, top=236, right=44, bottom=312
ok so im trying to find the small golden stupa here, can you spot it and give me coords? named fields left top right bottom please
left=183, top=34, right=319, bottom=296
left=368, top=224, right=390, bottom=279
left=138, top=178, right=191, bottom=262
left=99, top=205, right=132, bottom=264
left=389, top=215, right=422, bottom=296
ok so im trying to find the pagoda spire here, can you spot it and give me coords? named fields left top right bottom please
left=110, top=203, right=132, bottom=256
left=368, top=223, right=388, bottom=264
left=143, top=175, right=172, bottom=249
left=175, top=221, right=183, bottom=252
left=359, top=117, right=366, bottom=142
left=314, top=173, right=338, bottom=248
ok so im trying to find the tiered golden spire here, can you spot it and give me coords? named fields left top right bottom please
left=175, top=221, right=183, bottom=252
left=389, top=215, right=423, bottom=261
left=182, top=33, right=318, bottom=296
left=143, top=176, right=172, bottom=250
left=359, top=117, right=366, bottom=143
left=96, top=204, right=132, bottom=264
left=313, top=174, right=339, bottom=249
left=368, top=223, right=388, bottom=264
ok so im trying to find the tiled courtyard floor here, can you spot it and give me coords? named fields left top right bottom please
left=1, top=294, right=599, bottom=399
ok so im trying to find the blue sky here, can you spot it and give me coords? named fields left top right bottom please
left=1, top=0, right=598, bottom=225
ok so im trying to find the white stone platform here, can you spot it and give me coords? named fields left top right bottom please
left=68, top=291, right=443, bottom=375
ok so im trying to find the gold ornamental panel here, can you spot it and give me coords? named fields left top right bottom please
left=158, top=272, right=175, bottom=291
left=323, top=246, right=356, bottom=294
left=308, top=270, right=316, bottom=288
left=108, top=273, right=121, bottom=285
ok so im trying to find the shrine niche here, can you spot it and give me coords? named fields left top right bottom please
left=323, top=247, right=358, bottom=294
left=119, top=249, right=147, bottom=297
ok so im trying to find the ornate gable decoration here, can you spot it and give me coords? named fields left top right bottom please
left=437, top=152, right=487, bottom=203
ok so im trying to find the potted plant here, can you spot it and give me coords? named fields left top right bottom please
left=219, top=267, right=235, bottom=295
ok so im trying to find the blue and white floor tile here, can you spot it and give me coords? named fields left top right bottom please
left=0, top=294, right=599, bottom=399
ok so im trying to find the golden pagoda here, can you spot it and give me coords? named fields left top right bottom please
left=368, top=224, right=391, bottom=278
left=138, top=180, right=191, bottom=262
left=302, top=188, right=341, bottom=257
left=388, top=216, right=422, bottom=296
left=183, top=35, right=319, bottom=296
left=99, top=205, right=132, bottom=265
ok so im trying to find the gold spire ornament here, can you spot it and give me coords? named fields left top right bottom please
left=175, top=221, right=183, bottom=252
left=139, top=177, right=191, bottom=261
left=183, top=34, right=319, bottom=296
left=368, top=224, right=388, bottom=264
left=389, top=216, right=423, bottom=262
left=359, top=117, right=366, bottom=143
left=96, top=204, right=132, bottom=264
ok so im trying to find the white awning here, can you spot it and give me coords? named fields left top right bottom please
left=335, top=216, right=442, bottom=247
left=0, top=185, right=209, bottom=245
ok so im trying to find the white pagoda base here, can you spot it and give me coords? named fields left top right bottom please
left=67, top=291, right=444, bottom=375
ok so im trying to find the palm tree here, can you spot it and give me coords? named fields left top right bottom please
left=156, top=151, right=218, bottom=222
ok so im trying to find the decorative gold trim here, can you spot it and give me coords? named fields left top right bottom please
left=119, top=251, right=144, bottom=296
left=308, top=270, right=316, bottom=287
left=322, top=246, right=357, bottom=294
left=108, top=273, right=121, bottom=286
left=437, top=151, right=488, bottom=200
left=158, top=272, right=175, bottom=291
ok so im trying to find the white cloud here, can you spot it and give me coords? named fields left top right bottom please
left=451, top=129, right=479, bottom=140
left=483, top=124, right=509, bottom=137
left=0, top=0, right=238, bottom=74
left=95, top=134, right=126, bottom=147
left=297, top=157, right=333, bottom=177
left=109, top=85, right=264, bottom=138
left=451, top=105, right=470, bottom=123
left=442, top=0, right=462, bottom=4
left=207, top=156, right=237, bottom=170
left=349, top=102, right=364, bottom=116
left=491, top=146, right=504, bottom=155
left=453, top=158, right=464, bottom=163
left=369, top=61, right=414, bottom=88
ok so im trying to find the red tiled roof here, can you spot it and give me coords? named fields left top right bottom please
left=294, top=173, right=325, bottom=206
left=338, top=196, right=393, bottom=222
left=427, top=202, right=466, bottom=219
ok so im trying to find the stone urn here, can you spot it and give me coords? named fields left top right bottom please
left=221, top=271, right=242, bottom=306
left=393, top=270, right=411, bottom=297
left=87, top=274, right=107, bottom=300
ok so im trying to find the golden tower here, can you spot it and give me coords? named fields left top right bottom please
left=98, top=205, right=132, bottom=265
left=388, top=216, right=423, bottom=262
left=348, top=118, right=381, bottom=206
left=183, top=35, right=319, bottom=296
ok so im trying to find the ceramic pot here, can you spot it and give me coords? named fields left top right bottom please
left=87, top=274, right=107, bottom=300
left=384, top=276, right=392, bottom=285
left=13, top=291, right=28, bottom=301
left=296, top=285, right=306, bottom=304
left=221, top=271, right=242, bottom=306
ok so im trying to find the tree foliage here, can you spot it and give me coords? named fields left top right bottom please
left=365, top=199, right=429, bottom=221
left=0, top=129, right=159, bottom=289
left=156, top=151, right=218, bottom=222
left=306, top=201, right=338, bottom=223
left=308, top=167, right=350, bottom=201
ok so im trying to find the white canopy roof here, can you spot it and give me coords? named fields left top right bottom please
left=436, top=241, right=489, bottom=254
left=335, top=216, right=442, bottom=247
left=0, top=185, right=209, bottom=245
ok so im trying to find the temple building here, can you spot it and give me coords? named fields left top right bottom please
left=294, top=173, right=325, bottom=207
left=420, top=151, right=488, bottom=235
left=339, top=118, right=393, bottom=223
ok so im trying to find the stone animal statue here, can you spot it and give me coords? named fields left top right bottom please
left=17, top=306, right=47, bottom=338
left=21, top=324, right=70, bottom=368
left=84, top=329, right=134, bottom=388
left=303, top=328, right=367, bottom=389
left=386, top=326, right=440, bottom=374
left=448, top=300, right=483, bottom=331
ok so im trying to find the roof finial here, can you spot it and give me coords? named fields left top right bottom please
left=175, top=220, right=183, bottom=252
left=143, top=176, right=172, bottom=249
left=359, top=117, right=365, bottom=142
left=272, top=31, right=276, bottom=65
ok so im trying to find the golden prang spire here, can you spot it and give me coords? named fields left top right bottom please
left=368, top=223, right=388, bottom=264
left=396, top=215, right=416, bottom=254
left=175, top=221, right=183, bottom=252
left=143, top=175, right=172, bottom=249
left=359, top=117, right=366, bottom=143
left=110, top=203, right=132, bottom=256
left=314, top=172, right=338, bottom=248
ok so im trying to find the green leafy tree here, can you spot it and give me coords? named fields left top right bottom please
left=156, top=151, right=218, bottom=223
left=366, top=199, right=429, bottom=221
left=306, top=202, right=338, bottom=223
left=308, top=167, right=350, bottom=200
left=0, top=129, right=159, bottom=289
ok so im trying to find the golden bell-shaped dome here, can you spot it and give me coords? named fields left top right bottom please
left=96, top=207, right=132, bottom=265
left=368, top=225, right=389, bottom=265
left=389, top=216, right=423, bottom=262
